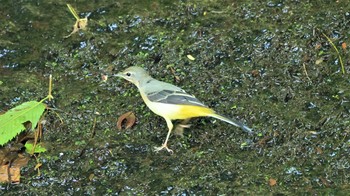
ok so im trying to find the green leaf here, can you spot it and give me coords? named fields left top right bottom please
left=25, top=142, right=47, bottom=154
left=0, top=101, right=46, bottom=145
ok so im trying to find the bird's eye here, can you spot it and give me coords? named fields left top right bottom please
left=126, top=72, right=131, bottom=77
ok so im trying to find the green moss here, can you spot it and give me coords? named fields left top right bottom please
left=0, top=0, right=349, bottom=195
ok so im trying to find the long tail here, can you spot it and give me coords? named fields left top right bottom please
left=208, top=113, right=253, bottom=134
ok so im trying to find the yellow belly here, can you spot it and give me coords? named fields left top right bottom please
left=145, top=100, right=214, bottom=120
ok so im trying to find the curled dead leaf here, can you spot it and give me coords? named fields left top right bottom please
left=117, top=111, right=136, bottom=130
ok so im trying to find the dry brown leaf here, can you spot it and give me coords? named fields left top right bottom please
left=342, top=42, right=347, bottom=51
left=0, top=164, right=20, bottom=184
left=117, top=111, right=136, bottom=130
left=0, top=154, right=29, bottom=184
left=268, top=178, right=277, bottom=186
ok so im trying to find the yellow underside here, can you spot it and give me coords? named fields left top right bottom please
left=174, top=105, right=214, bottom=119
left=148, top=102, right=214, bottom=120
left=141, top=92, right=215, bottom=120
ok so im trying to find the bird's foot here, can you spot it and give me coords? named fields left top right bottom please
left=154, top=144, right=173, bottom=154
left=174, top=123, right=191, bottom=137
left=179, top=124, right=191, bottom=128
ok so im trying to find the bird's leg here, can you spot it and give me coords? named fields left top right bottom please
left=154, top=118, right=174, bottom=153
left=174, top=118, right=191, bottom=136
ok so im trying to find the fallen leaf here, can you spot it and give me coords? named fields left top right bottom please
left=0, top=153, right=29, bottom=184
left=187, top=54, right=195, bottom=61
left=117, top=111, right=136, bottom=130
left=251, top=70, right=259, bottom=77
left=269, top=178, right=277, bottom=186
left=0, top=164, right=20, bottom=184
left=342, top=42, right=346, bottom=50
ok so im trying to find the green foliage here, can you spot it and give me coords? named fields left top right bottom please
left=0, top=101, right=46, bottom=145
left=25, top=142, right=47, bottom=154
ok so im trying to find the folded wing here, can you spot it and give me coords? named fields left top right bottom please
left=147, top=89, right=207, bottom=107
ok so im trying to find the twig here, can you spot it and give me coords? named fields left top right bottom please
left=48, top=75, right=52, bottom=101
left=303, top=63, right=312, bottom=83
left=322, top=32, right=346, bottom=74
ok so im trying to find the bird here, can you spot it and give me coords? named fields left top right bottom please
left=116, top=66, right=253, bottom=153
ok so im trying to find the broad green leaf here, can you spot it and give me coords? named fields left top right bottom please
left=0, top=101, right=46, bottom=145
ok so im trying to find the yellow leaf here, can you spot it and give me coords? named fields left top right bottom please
left=187, top=54, right=195, bottom=61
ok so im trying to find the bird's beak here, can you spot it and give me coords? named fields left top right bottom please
left=115, top=72, right=123, bottom=78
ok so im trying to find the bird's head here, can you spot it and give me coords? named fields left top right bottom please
left=116, top=66, right=150, bottom=87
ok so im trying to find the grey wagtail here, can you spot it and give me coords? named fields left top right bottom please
left=117, top=66, right=253, bottom=153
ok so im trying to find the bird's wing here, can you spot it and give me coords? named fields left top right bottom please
left=147, top=89, right=207, bottom=107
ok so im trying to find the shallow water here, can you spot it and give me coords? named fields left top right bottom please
left=1, top=0, right=350, bottom=194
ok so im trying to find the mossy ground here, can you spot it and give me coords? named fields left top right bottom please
left=0, top=0, right=349, bottom=195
